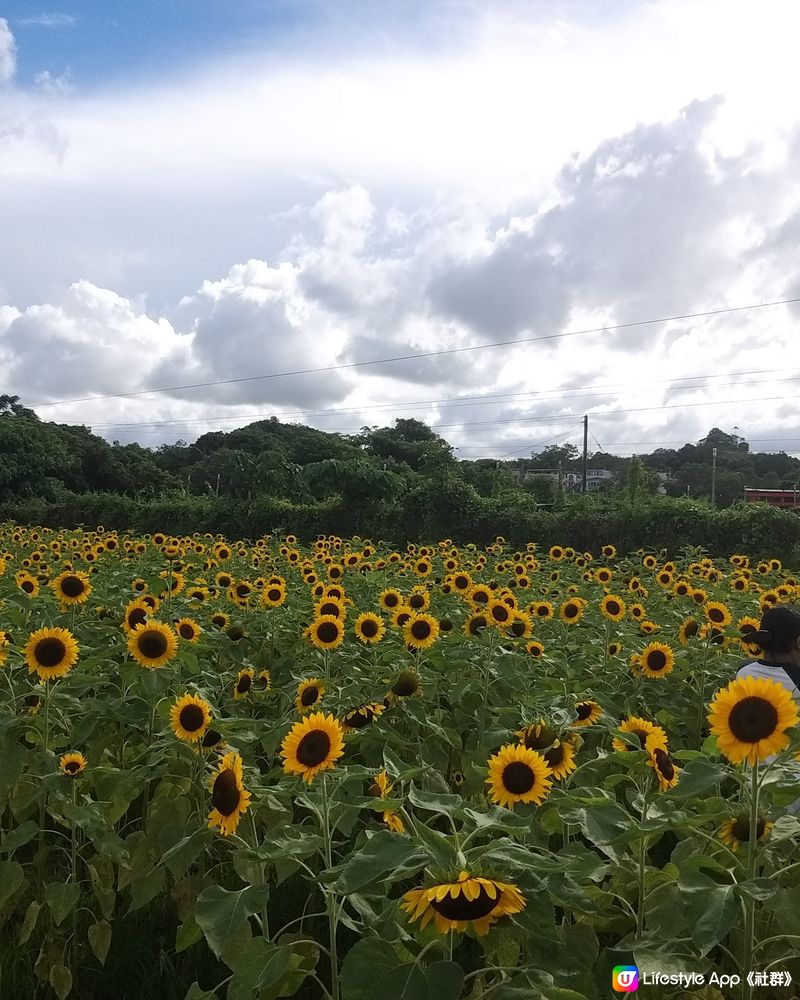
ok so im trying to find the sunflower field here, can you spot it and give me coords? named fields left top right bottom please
left=1, top=525, right=800, bottom=1000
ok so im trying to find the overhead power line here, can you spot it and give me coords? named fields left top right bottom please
left=79, top=367, right=800, bottom=433
left=29, top=295, right=800, bottom=409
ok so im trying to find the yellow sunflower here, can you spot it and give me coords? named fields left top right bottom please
left=613, top=716, right=667, bottom=753
left=600, top=594, right=626, bottom=622
left=704, top=601, right=732, bottom=628
left=368, top=769, right=405, bottom=833
left=401, top=871, right=526, bottom=936
left=24, top=627, right=80, bottom=682
left=296, top=678, right=325, bottom=714
left=16, top=571, right=40, bottom=598
left=719, top=814, right=774, bottom=851
left=175, top=617, right=202, bottom=643
left=354, top=612, right=386, bottom=645
left=127, top=621, right=178, bottom=669
left=486, top=743, right=552, bottom=809
left=59, top=752, right=87, bottom=776
left=542, top=739, right=577, bottom=781
left=281, top=712, right=345, bottom=784
left=307, top=615, right=345, bottom=651
left=678, top=617, right=700, bottom=645
left=123, top=599, right=150, bottom=634
left=560, top=598, right=586, bottom=625
left=404, top=613, right=440, bottom=650
left=708, top=676, right=799, bottom=765
left=388, top=669, right=422, bottom=699
left=531, top=601, right=554, bottom=621
left=233, top=668, right=255, bottom=700
left=639, top=642, right=675, bottom=680
left=646, top=733, right=680, bottom=790
left=379, top=588, right=404, bottom=612
left=208, top=751, right=251, bottom=836
left=51, top=570, right=92, bottom=606
left=170, top=693, right=212, bottom=743
left=342, top=702, right=384, bottom=731
left=572, top=700, right=603, bottom=727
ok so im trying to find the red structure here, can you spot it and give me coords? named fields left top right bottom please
left=744, top=487, right=800, bottom=508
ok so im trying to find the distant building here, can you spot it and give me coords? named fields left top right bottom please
left=744, top=487, right=800, bottom=509
left=563, top=469, right=614, bottom=492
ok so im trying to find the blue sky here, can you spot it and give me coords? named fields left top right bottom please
left=2, top=0, right=800, bottom=455
left=4, top=0, right=471, bottom=88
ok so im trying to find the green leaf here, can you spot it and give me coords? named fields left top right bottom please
left=18, top=900, right=41, bottom=945
left=194, top=883, right=269, bottom=961
left=161, top=829, right=213, bottom=877
left=127, top=866, right=166, bottom=913
left=185, top=985, right=218, bottom=1000
left=227, top=938, right=293, bottom=1000
left=45, top=881, right=81, bottom=926
left=48, top=964, right=73, bottom=1000
left=329, top=831, right=429, bottom=894
left=88, top=920, right=112, bottom=966
left=341, top=939, right=464, bottom=1000
left=678, top=870, right=740, bottom=955
left=407, top=783, right=462, bottom=816
left=0, top=820, right=38, bottom=854
left=176, top=915, right=204, bottom=953
left=0, top=860, right=23, bottom=910
left=668, top=757, right=729, bottom=797
left=736, top=878, right=777, bottom=902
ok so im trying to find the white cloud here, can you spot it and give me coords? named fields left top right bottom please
left=0, top=18, right=16, bottom=83
left=16, top=13, right=76, bottom=28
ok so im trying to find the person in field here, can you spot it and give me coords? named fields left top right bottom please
left=737, top=604, right=800, bottom=695
left=736, top=604, right=800, bottom=814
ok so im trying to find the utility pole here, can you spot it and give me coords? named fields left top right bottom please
left=710, top=447, right=718, bottom=507
left=582, top=415, right=588, bottom=494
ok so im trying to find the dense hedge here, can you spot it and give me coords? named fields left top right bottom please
left=3, top=487, right=800, bottom=559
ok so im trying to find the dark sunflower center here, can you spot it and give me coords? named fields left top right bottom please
left=22, top=580, right=35, bottom=593
left=728, top=696, right=779, bottom=743
left=211, top=768, right=241, bottom=816
left=202, top=729, right=222, bottom=747
left=709, top=607, right=725, bottom=623
left=236, top=674, right=252, bottom=693
left=212, top=615, right=226, bottom=627
left=384, top=593, right=399, bottom=608
left=473, top=591, right=489, bottom=604
left=61, top=576, right=85, bottom=597
left=320, top=602, right=339, bottom=616
left=346, top=708, right=373, bottom=729
left=34, top=637, right=67, bottom=668
left=317, top=621, right=338, bottom=643
left=740, top=623, right=757, bottom=639
left=492, top=605, right=510, bottom=622
left=64, top=760, right=81, bottom=774
left=544, top=744, right=565, bottom=769
left=300, top=685, right=319, bottom=706
left=179, top=624, right=195, bottom=639
left=653, top=748, right=675, bottom=780
left=360, top=619, right=379, bottom=637
left=523, top=725, right=556, bottom=750
left=411, top=620, right=431, bottom=640
left=510, top=620, right=525, bottom=636
left=228, top=626, right=244, bottom=640
left=409, top=594, right=425, bottom=609
left=731, top=815, right=767, bottom=841
left=128, top=608, right=147, bottom=629
left=431, top=883, right=500, bottom=921
left=392, top=673, right=419, bottom=696
left=455, top=575, right=469, bottom=588
left=138, top=631, right=168, bottom=659
left=296, top=730, right=332, bottom=766
left=469, top=616, right=487, bottom=634
left=502, top=761, right=536, bottom=794
left=179, top=704, right=205, bottom=732
left=646, top=650, right=667, bottom=671
left=606, top=600, right=620, bottom=616
left=267, top=589, right=282, bottom=602
left=564, top=604, right=578, bottom=619
left=536, top=606, right=549, bottom=617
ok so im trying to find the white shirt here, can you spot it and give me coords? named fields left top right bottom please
left=735, top=658, right=800, bottom=814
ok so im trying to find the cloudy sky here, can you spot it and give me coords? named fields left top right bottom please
left=1, top=0, right=800, bottom=461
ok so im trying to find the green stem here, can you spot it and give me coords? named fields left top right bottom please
left=71, top=781, right=78, bottom=968
left=635, top=784, right=650, bottom=940
left=741, top=760, right=760, bottom=1000
left=320, top=776, right=339, bottom=1000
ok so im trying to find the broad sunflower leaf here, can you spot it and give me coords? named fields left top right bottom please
left=88, top=919, right=112, bottom=966
left=227, top=939, right=293, bottom=1000
left=407, top=783, right=462, bottom=816
left=194, top=883, right=269, bottom=961
left=328, top=831, right=429, bottom=894
left=45, top=881, right=80, bottom=926
left=0, top=819, right=38, bottom=853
